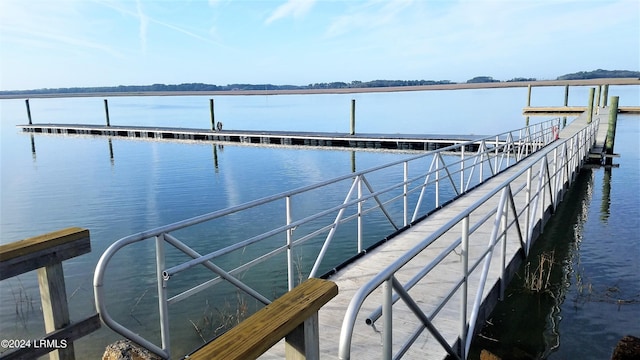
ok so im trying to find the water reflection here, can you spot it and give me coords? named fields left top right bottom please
left=469, top=168, right=596, bottom=359
left=600, top=168, right=611, bottom=222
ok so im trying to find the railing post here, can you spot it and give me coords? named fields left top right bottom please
left=460, top=146, right=465, bottom=193
left=357, top=177, right=363, bottom=253
left=403, top=161, right=409, bottom=226
left=524, top=167, right=532, bottom=256
left=383, top=278, right=393, bottom=360
left=38, top=263, right=75, bottom=360
left=499, top=196, right=508, bottom=301
left=285, top=313, right=320, bottom=360
left=459, top=216, right=469, bottom=359
left=286, top=196, right=295, bottom=290
left=155, top=234, right=171, bottom=357
left=435, top=155, right=440, bottom=207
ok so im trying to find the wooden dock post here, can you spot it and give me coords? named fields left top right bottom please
left=526, top=85, right=532, bottom=107
left=587, top=88, right=595, bottom=124
left=605, top=96, right=619, bottom=160
left=26, top=99, right=33, bottom=124
left=595, top=85, right=601, bottom=109
left=210, top=98, right=215, bottom=131
left=602, top=85, right=609, bottom=107
left=564, top=85, right=569, bottom=107
left=350, top=99, right=356, bottom=135
left=104, top=99, right=111, bottom=127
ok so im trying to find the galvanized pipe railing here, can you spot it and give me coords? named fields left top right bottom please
left=337, top=118, right=598, bottom=360
left=94, top=118, right=560, bottom=359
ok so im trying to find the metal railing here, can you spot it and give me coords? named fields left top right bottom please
left=337, top=118, right=599, bottom=359
left=93, top=118, right=561, bottom=359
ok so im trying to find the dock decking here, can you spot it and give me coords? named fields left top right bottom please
left=19, top=123, right=491, bottom=152
left=260, top=109, right=605, bottom=359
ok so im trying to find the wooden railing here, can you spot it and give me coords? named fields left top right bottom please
left=0, top=227, right=101, bottom=360
left=188, top=278, right=338, bottom=360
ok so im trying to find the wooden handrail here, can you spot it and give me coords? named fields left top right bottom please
left=0, top=227, right=90, bottom=281
left=189, top=278, right=338, bottom=360
left=0, top=227, right=99, bottom=360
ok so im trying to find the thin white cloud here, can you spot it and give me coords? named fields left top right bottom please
left=136, top=0, right=149, bottom=52
left=0, top=0, right=122, bottom=57
left=96, top=0, right=222, bottom=48
left=265, top=0, right=316, bottom=25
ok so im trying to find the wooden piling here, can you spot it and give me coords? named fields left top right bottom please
left=527, top=85, right=532, bottom=107
left=587, top=88, right=595, bottom=124
left=602, top=85, right=609, bottom=107
left=104, top=99, right=111, bottom=127
left=26, top=99, right=33, bottom=124
left=210, top=99, right=215, bottom=131
left=595, top=85, right=601, bottom=108
left=564, top=85, right=569, bottom=107
left=605, top=96, right=619, bottom=157
left=350, top=99, right=356, bottom=135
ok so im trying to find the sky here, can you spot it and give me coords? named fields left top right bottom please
left=0, top=0, right=638, bottom=91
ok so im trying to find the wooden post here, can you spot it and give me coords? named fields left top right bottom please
left=602, top=84, right=609, bottom=107
left=38, top=263, right=74, bottom=360
left=526, top=84, right=532, bottom=107
left=26, top=99, right=33, bottom=124
left=595, top=85, right=601, bottom=108
left=563, top=85, right=569, bottom=107
left=285, top=313, right=320, bottom=360
left=104, top=99, right=111, bottom=127
left=605, top=96, right=619, bottom=156
left=350, top=99, right=355, bottom=135
left=586, top=88, right=595, bottom=124
left=210, top=99, right=215, bottom=131
left=525, top=116, right=530, bottom=127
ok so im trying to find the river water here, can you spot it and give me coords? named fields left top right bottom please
left=1, top=86, right=638, bottom=358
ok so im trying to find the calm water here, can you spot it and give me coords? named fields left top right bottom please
left=470, top=113, right=640, bottom=359
left=1, top=86, right=638, bottom=358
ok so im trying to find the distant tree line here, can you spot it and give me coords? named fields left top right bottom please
left=556, top=69, right=639, bottom=80
left=1, top=69, right=637, bottom=96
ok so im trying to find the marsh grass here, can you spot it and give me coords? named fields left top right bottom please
left=523, top=250, right=555, bottom=293
left=8, top=277, right=36, bottom=329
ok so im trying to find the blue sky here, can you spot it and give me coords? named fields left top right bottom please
left=0, top=0, right=638, bottom=91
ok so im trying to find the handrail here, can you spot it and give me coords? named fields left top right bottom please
left=94, top=118, right=561, bottom=359
left=337, top=118, right=598, bottom=359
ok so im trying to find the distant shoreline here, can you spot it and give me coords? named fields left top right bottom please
left=1, top=78, right=638, bottom=100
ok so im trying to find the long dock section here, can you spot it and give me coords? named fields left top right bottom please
left=261, top=111, right=600, bottom=359
left=19, top=123, right=488, bottom=152
left=523, top=105, right=639, bottom=115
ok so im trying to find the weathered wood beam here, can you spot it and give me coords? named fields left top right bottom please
left=0, top=227, right=90, bottom=280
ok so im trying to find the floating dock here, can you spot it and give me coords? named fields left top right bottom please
left=523, top=105, right=640, bottom=115
left=19, top=123, right=490, bottom=152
